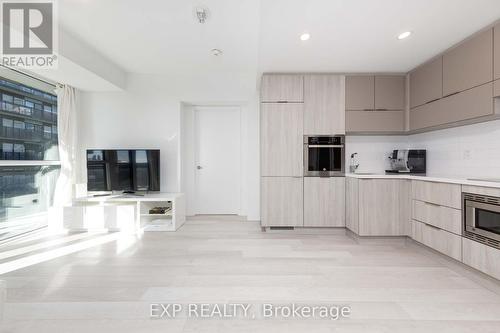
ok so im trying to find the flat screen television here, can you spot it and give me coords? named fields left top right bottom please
left=86, top=149, right=160, bottom=192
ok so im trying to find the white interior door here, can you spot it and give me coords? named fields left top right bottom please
left=194, top=106, right=241, bottom=214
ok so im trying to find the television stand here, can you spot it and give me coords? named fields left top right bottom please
left=68, top=193, right=185, bottom=233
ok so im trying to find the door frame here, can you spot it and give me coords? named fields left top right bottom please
left=191, top=105, right=243, bottom=216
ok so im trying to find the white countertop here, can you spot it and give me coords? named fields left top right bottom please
left=345, top=173, right=500, bottom=189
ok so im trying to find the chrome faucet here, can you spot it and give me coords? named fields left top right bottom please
left=349, top=153, right=359, bottom=173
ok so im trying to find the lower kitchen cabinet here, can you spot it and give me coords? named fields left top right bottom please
left=411, top=220, right=462, bottom=261
left=358, top=179, right=405, bottom=236
left=346, top=178, right=409, bottom=236
left=304, top=177, right=345, bottom=227
left=261, top=177, right=303, bottom=227
left=462, top=237, right=500, bottom=280
left=345, top=177, right=359, bottom=234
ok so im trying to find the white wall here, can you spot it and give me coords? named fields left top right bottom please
left=79, top=72, right=261, bottom=220
left=345, top=136, right=408, bottom=173
left=347, top=119, right=500, bottom=178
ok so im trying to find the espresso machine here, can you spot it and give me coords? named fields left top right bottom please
left=386, top=149, right=426, bottom=174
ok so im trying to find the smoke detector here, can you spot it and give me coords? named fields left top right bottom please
left=194, top=6, right=209, bottom=24
left=211, top=48, right=223, bottom=56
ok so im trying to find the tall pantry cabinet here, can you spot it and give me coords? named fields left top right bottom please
left=260, top=74, right=345, bottom=227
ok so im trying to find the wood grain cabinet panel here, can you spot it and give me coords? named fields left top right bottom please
left=374, top=76, right=406, bottom=110
left=409, top=57, right=443, bottom=108
left=411, top=220, right=462, bottom=261
left=358, top=179, right=404, bottom=236
left=304, top=75, right=345, bottom=135
left=495, top=23, right=500, bottom=80
left=443, top=29, right=493, bottom=96
left=346, top=110, right=405, bottom=133
left=260, top=103, right=303, bottom=177
left=410, top=83, right=493, bottom=131
left=261, top=177, right=303, bottom=227
left=411, top=181, right=462, bottom=209
left=412, top=200, right=462, bottom=235
left=345, top=76, right=374, bottom=110
left=261, top=75, right=304, bottom=103
left=304, top=177, right=345, bottom=227
left=345, top=177, right=359, bottom=234
left=462, top=238, right=500, bottom=280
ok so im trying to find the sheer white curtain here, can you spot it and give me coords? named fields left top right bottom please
left=53, top=85, right=78, bottom=206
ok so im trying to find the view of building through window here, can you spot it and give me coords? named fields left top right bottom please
left=0, top=76, right=60, bottom=240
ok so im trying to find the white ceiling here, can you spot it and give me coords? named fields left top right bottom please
left=60, top=0, right=500, bottom=75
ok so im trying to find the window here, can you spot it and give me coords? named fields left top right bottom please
left=0, top=74, right=59, bottom=241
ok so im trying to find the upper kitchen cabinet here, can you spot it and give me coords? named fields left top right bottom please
left=261, top=74, right=304, bottom=103
left=345, top=76, right=374, bottom=110
left=260, top=103, right=303, bottom=177
left=495, top=23, right=500, bottom=80
left=374, top=76, right=406, bottom=110
left=409, top=57, right=443, bottom=108
left=304, top=75, right=345, bottom=135
left=442, top=29, right=493, bottom=96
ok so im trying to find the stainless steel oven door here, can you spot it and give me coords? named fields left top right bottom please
left=303, top=144, right=345, bottom=177
left=465, top=199, right=500, bottom=243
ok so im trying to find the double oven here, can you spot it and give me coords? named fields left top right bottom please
left=303, top=135, right=345, bottom=177
left=463, top=193, right=500, bottom=250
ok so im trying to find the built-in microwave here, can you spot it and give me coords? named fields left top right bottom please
left=463, top=193, right=500, bottom=250
left=303, top=135, right=345, bottom=177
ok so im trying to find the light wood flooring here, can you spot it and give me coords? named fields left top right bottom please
left=1, top=217, right=500, bottom=332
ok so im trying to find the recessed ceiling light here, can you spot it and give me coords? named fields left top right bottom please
left=211, top=48, right=223, bottom=56
left=300, top=33, right=310, bottom=41
left=398, top=31, right=412, bottom=40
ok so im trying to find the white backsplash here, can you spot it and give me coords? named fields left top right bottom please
left=346, top=119, right=500, bottom=178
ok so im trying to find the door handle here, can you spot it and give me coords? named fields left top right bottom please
left=197, top=166, right=203, bottom=170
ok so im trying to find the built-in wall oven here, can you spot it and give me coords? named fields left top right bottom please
left=463, top=193, right=500, bottom=250
left=304, top=135, right=345, bottom=177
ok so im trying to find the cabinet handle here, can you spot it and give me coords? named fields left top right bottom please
left=425, top=98, right=441, bottom=104
left=375, top=108, right=388, bottom=111
left=424, top=222, right=441, bottom=231
left=363, top=109, right=375, bottom=111
left=442, top=91, right=460, bottom=98
left=424, top=201, right=441, bottom=207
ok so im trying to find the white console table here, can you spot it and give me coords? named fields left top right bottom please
left=67, top=193, right=185, bottom=233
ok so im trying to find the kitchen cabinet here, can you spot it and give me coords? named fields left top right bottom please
left=261, top=74, right=304, bottom=103
left=345, top=177, right=359, bottom=234
left=495, top=23, right=500, bottom=80
left=346, top=110, right=405, bottom=133
left=462, top=238, right=500, bottom=280
left=304, top=75, right=345, bottom=135
left=411, top=180, right=461, bottom=209
left=345, top=178, right=408, bottom=236
left=412, top=200, right=462, bottom=235
left=375, top=76, right=406, bottom=110
left=345, top=76, right=374, bottom=110
left=303, top=177, right=345, bottom=227
left=260, top=103, right=303, bottom=177
left=345, top=75, right=406, bottom=133
left=410, top=82, right=493, bottom=131
left=358, top=179, right=405, bottom=236
left=443, top=29, right=493, bottom=96
left=411, top=220, right=462, bottom=261
left=409, top=57, right=443, bottom=108
left=261, top=177, right=303, bottom=227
